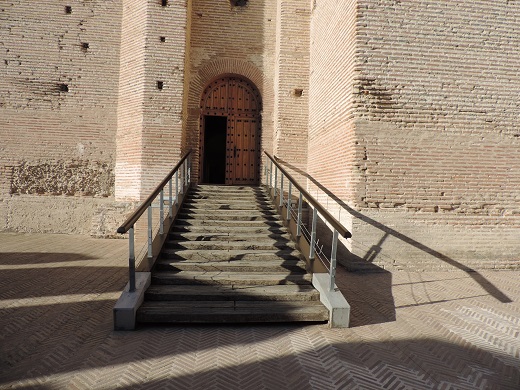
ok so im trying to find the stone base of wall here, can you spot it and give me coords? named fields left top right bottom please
left=0, top=195, right=136, bottom=238
left=348, top=210, right=519, bottom=272
left=312, top=208, right=519, bottom=272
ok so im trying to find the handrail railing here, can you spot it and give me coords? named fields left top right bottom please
left=264, top=151, right=351, bottom=292
left=117, top=150, right=192, bottom=292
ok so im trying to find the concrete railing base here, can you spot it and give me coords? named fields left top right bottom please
left=312, top=273, right=350, bottom=328
left=113, top=272, right=151, bottom=330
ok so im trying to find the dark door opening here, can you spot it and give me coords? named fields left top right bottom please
left=202, top=115, right=227, bottom=184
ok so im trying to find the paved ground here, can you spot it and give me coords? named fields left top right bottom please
left=0, top=232, right=519, bottom=389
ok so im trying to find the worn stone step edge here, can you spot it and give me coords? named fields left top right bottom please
left=154, top=259, right=307, bottom=273
left=177, top=215, right=280, bottom=223
left=160, top=248, right=302, bottom=261
left=151, top=272, right=313, bottom=286
left=144, top=285, right=319, bottom=301
left=170, top=226, right=288, bottom=234
left=182, top=204, right=275, bottom=212
left=174, top=219, right=284, bottom=227
left=164, top=240, right=297, bottom=251
left=137, top=301, right=329, bottom=323
left=168, top=232, right=291, bottom=242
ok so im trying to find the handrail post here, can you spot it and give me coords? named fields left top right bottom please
left=280, top=174, right=284, bottom=208
left=274, top=165, right=278, bottom=198
left=168, top=178, right=173, bottom=218
left=179, top=163, right=184, bottom=196
left=296, top=192, right=303, bottom=237
left=269, top=160, right=273, bottom=190
left=330, top=229, right=338, bottom=291
left=188, top=154, right=191, bottom=183
left=287, top=181, right=292, bottom=221
left=309, top=207, right=317, bottom=259
left=128, top=226, right=135, bottom=292
left=175, top=171, right=179, bottom=205
left=147, top=205, right=153, bottom=259
left=159, top=189, right=164, bottom=235
left=184, top=159, right=188, bottom=187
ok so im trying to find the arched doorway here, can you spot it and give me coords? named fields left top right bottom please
left=199, top=76, right=262, bottom=185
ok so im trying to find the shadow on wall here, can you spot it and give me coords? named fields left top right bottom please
left=277, top=158, right=512, bottom=304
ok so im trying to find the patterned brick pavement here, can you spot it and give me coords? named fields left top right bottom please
left=0, top=233, right=519, bottom=389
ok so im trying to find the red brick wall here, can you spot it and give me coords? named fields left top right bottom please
left=306, top=0, right=520, bottom=269
left=115, top=0, right=188, bottom=201
left=1, top=0, right=123, bottom=232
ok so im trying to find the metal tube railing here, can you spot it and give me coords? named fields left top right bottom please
left=117, top=150, right=192, bottom=292
left=263, top=151, right=351, bottom=292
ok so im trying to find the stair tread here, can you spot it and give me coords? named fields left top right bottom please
left=136, top=184, right=329, bottom=325
left=161, top=248, right=302, bottom=261
left=152, top=271, right=313, bottom=286
left=155, top=259, right=307, bottom=273
left=145, top=284, right=319, bottom=301
left=137, top=300, right=328, bottom=323
left=165, top=240, right=296, bottom=251
left=168, top=232, right=291, bottom=240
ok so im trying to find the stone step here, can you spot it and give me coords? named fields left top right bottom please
left=187, top=190, right=269, bottom=197
left=155, top=258, right=307, bottom=273
left=144, top=284, right=319, bottom=301
left=181, top=211, right=279, bottom=219
left=161, top=248, right=302, bottom=261
left=168, top=231, right=291, bottom=242
left=136, top=300, right=329, bottom=323
left=171, top=225, right=288, bottom=235
left=163, top=239, right=297, bottom=251
left=191, top=185, right=266, bottom=193
left=135, top=184, right=328, bottom=327
left=182, top=203, right=275, bottom=211
left=174, top=219, right=285, bottom=228
left=151, top=271, right=313, bottom=286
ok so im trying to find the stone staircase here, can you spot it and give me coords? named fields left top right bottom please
left=136, top=184, right=329, bottom=324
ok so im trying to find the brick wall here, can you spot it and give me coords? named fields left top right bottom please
left=273, top=0, right=311, bottom=171
left=307, top=0, right=361, bottom=226
left=306, top=0, right=520, bottom=269
left=115, top=0, right=188, bottom=201
left=0, top=0, right=122, bottom=233
left=185, top=0, right=276, bottom=181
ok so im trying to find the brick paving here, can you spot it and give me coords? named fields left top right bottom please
left=0, top=232, right=519, bottom=389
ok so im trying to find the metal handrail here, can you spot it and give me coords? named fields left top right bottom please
left=117, top=150, right=192, bottom=234
left=264, top=151, right=351, bottom=238
left=117, top=149, right=192, bottom=292
left=264, top=151, right=351, bottom=292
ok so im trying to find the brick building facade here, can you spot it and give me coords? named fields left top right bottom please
left=1, top=0, right=519, bottom=270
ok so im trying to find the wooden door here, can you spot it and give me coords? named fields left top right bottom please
left=200, top=76, right=261, bottom=185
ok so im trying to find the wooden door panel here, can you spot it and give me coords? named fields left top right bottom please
left=201, top=76, right=261, bottom=185
left=230, top=117, right=257, bottom=185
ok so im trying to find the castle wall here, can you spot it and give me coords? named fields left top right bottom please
left=115, top=0, right=189, bottom=200
left=0, top=0, right=123, bottom=233
left=307, top=0, right=361, bottom=228
left=184, top=0, right=312, bottom=180
left=184, top=0, right=276, bottom=180
left=308, top=0, right=520, bottom=270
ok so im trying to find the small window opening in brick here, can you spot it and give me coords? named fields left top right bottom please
left=160, top=36, right=166, bottom=42
left=59, top=83, right=69, bottom=92
left=231, top=0, right=248, bottom=6
left=161, top=0, right=168, bottom=6
left=65, top=6, right=72, bottom=14
left=81, top=42, right=89, bottom=52
left=294, top=88, right=303, bottom=97
left=157, top=81, right=164, bottom=90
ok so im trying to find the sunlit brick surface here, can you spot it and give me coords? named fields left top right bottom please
left=1, top=233, right=518, bottom=389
